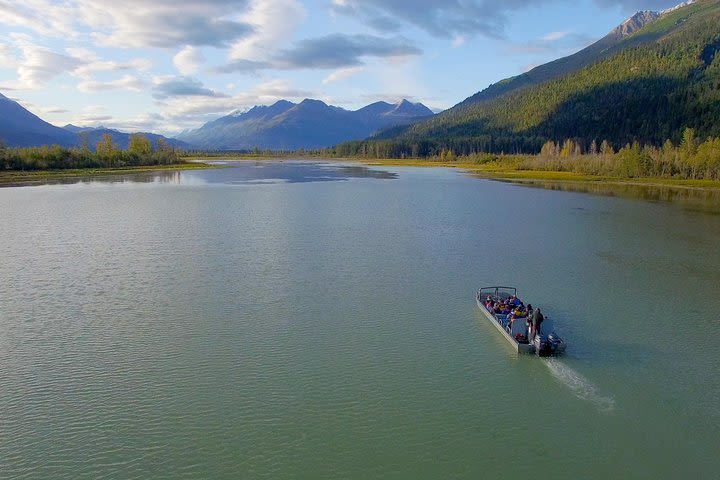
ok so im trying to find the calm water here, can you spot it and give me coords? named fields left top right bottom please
left=1, top=161, right=719, bottom=479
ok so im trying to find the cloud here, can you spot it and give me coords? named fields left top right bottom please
left=330, top=0, right=561, bottom=38
left=219, top=33, right=421, bottom=73
left=173, top=46, right=205, bottom=75
left=0, top=0, right=76, bottom=38
left=69, top=48, right=153, bottom=78
left=322, top=66, right=365, bottom=84
left=14, top=40, right=85, bottom=89
left=0, top=43, right=17, bottom=67
left=152, top=76, right=229, bottom=99
left=542, top=31, right=569, bottom=42
left=504, top=32, right=595, bottom=56
left=230, top=0, right=305, bottom=60
left=275, top=33, right=420, bottom=68
left=329, top=0, right=682, bottom=39
left=41, top=107, right=70, bottom=114
left=0, top=1, right=255, bottom=48
left=78, top=74, right=147, bottom=92
left=81, top=1, right=254, bottom=48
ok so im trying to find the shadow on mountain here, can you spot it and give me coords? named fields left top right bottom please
left=528, top=75, right=687, bottom=146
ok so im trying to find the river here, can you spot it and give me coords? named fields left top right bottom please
left=1, top=161, right=718, bottom=479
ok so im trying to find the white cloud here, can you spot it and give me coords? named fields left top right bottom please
left=14, top=39, right=85, bottom=89
left=322, top=66, right=365, bottom=84
left=230, top=0, right=305, bottom=60
left=76, top=0, right=254, bottom=48
left=0, top=42, right=14, bottom=62
left=0, top=0, right=76, bottom=38
left=173, top=46, right=205, bottom=75
left=452, top=35, right=466, bottom=47
left=541, top=31, right=569, bottom=42
left=77, top=74, right=147, bottom=92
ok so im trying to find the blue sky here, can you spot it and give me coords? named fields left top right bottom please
left=0, top=0, right=685, bottom=135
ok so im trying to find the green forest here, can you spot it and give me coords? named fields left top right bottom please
left=335, top=0, right=720, bottom=159
left=0, top=133, right=181, bottom=171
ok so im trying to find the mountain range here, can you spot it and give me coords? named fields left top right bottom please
left=175, top=99, right=433, bottom=150
left=0, top=93, right=187, bottom=149
left=361, top=0, right=720, bottom=156
left=2, top=0, right=718, bottom=155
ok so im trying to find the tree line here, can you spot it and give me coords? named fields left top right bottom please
left=326, top=128, right=720, bottom=181
left=0, top=133, right=181, bottom=171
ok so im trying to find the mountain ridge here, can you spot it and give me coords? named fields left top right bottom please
left=355, top=0, right=720, bottom=156
left=176, top=98, right=434, bottom=150
left=0, top=94, right=187, bottom=149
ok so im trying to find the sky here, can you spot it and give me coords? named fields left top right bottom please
left=0, top=0, right=686, bottom=136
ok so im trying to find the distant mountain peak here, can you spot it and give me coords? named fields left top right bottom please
left=176, top=97, right=435, bottom=150
left=385, top=99, right=433, bottom=117
left=614, top=10, right=660, bottom=38
left=298, top=98, right=328, bottom=107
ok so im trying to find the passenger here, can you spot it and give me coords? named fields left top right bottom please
left=529, top=308, right=544, bottom=339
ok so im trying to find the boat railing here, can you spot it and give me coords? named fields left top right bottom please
left=478, top=286, right=517, bottom=301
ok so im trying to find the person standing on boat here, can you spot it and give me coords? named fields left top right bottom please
left=530, top=308, right=544, bottom=339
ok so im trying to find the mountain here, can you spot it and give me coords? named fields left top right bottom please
left=0, top=94, right=76, bottom=147
left=62, top=124, right=96, bottom=134
left=176, top=98, right=434, bottom=150
left=455, top=9, right=665, bottom=108
left=362, top=0, right=720, bottom=156
left=0, top=94, right=187, bottom=149
left=66, top=126, right=188, bottom=150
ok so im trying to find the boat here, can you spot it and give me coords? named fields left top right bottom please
left=475, top=286, right=567, bottom=356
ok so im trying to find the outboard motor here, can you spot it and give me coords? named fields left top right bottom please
left=533, top=334, right=552, bottom=356
left=547, top=332, right=566, bottom=355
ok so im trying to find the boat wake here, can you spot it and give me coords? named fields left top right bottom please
left=543, top=358, right=615, bottom=412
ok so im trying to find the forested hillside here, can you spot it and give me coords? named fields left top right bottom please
left=337, top=0, right=720, bottom=158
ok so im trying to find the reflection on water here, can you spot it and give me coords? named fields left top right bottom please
left=486, top=178, right=720, bottom=213
left=2, top=170, right=184, bottom=188
left=194, top=161, right=397, bottom=185
left=1, top=161, right=396, bottom=188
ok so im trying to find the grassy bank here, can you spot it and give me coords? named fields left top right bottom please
left=358, top=157, right=720, bottom=190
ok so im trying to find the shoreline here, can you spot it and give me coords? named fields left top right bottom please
left=4, top=156, right=720, bottom=193
left=0, top=162, right=218, bottom=186
left=183, top=155, right=720, bottom=191
left=354, top=158, right=720, bottom=192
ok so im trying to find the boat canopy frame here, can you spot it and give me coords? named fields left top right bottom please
left=478, top=286, right=517, bottom=300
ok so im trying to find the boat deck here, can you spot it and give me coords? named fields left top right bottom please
left=476, top=288, right=534, bottom=354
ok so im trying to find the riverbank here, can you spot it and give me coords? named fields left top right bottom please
left=359, top=158, right=720, bottom=191
left=0, top=162, right=217, bottom=186
left=171, top=155, right=720, bottom=191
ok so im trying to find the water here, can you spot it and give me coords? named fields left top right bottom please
left=1, top=161, right=718, bottom=479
